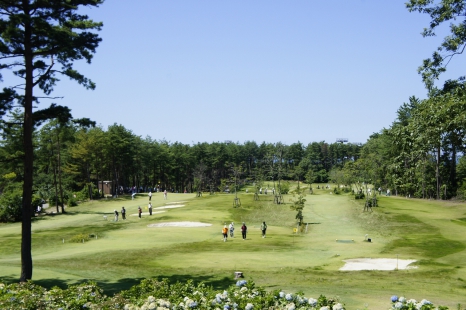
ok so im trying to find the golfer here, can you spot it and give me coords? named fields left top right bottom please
left=241, top=222, right=247, bottom=240
left=229, top=222, right=235, bottom=238
left=148, top=202, right=152, bottom=215
left=121, top=207, right=126, bottom=220
left=222, top=225, right=228, bottom=242
left=114, top=209, right=119, bottom=222
left=138, top=206, right=142, bottom=218
left=261, top=221, right=267, bottom=238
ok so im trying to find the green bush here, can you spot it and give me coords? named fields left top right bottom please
left=279, top=181, right=290, bottom=194
left=69, top=233, right=91, bottom=243
left=0, top=190, right=22, bottom=222
left=0, top=279, right=450, bottom=310
left=354, top=192, right=365, bottom=199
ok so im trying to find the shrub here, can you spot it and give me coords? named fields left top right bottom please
left=69, top=233, right=91, bottom=243
left=0, top=189, right=23, bottom=222
left=0, top=279, right=452, bottom=310
left=279, top=182, right=290, bottom=194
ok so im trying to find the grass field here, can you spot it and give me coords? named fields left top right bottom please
left=1, top=184, right=466, bottom=309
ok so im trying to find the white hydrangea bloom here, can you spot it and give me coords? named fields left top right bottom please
left=308, top=298, right=318, bottom=307
left=332, top=303, right=344, bottom=310
left=245, top=303, right=254, bottom=310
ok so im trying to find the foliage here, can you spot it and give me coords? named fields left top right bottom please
left=68, top=233, right=91, bottom=243
left=0, top=188, right=22, bottom=222
left=0, top=279, right=349, bottom=310
left=280, top=181, right=290, bottom=194
left=290, top=192, right=306, bottom=228
left=389, top=295, right=449, bottom=310
left=0, top=279, right=453, bottom=310
left=406, top=0, right=466, bottom=89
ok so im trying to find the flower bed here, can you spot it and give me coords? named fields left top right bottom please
left=0, top=280, right=450, bottom=309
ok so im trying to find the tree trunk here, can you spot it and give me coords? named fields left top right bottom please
left=451, top=144, right=457, bottom=194
left=49, top=145, right=60, bottom=213
left=436, top=146, right=440, bottom=199
left=20, top=4, right=33, bottom=281
left=57, top=135, right=66, bottom=213
left=87, top=163, right=93, bottom=200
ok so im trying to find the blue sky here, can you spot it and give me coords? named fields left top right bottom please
left=41, top=1, right=466, bottom=145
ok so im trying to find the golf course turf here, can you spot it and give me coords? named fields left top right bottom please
left=1, top=183, right=466, bottom=309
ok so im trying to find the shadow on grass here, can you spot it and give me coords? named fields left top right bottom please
left=1, top=275, right=234, bottom=297
left=99, top=274, right=233, bottom=296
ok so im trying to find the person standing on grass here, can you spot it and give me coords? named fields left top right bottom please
left=261, top=221, right=267, bottom=238
left=222, top=225, right=228, bottom=242
left=121, top=207, right=126, bottom=220
left=148, top=202, right=152, bottom=215
left=229, top=222, right=235, bottom=237
left=138, top=206, right=142, bottom=218
left=148, top=191, right=152, bottom=201
left=114, top=210, right=119, bottom=222
left=241, top=222, right=247, bottom=240
left=164, top=189, right=167, bottom=200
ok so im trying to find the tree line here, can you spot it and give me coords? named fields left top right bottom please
left=0, top=116, right=362, bottom=218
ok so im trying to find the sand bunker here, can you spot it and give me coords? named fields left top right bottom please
left=165, top=201, right=187, bottom=204
left=147, top=221, right=212, bottom=228
left=340, top=258, right=417, bottom=271
left=154, top=204, right=185, bottom=210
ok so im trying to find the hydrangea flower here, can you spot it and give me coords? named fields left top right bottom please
left=236, top=280, right=247, bottom=287
left=286, top=302, right=296, bottom=310
left=320, top=306, right=330, bottom=310
left=391, top=295, right=398, bottom=302
left=245, top=303, right=254, bottom=310
left=398, top=297, right=406, bottom=303
left=308, top=298, right=318, bottom=307
left=147, top=302, right=156, bottom=310
left=188, top=301, right=198, bottom=308
left=394, top=301, right=403, bottom=309
left=419, top=299, right=432, bottom=305
left=285, top=293, right=293, bottom=301
left=279, top=291, right=285, bottom=298
left=407, top=299, right=417, bottom=304
left=332, top=303, right=344, bottom=310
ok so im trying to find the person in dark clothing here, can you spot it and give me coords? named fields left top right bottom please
left=261, top=221, right=267, bottom=238
left=121, top=207, right=126, bottom=220
left=241, top=222, right=247, bottom=240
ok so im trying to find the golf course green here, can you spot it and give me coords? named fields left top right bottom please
left=1, top=184, right=466, bottom=309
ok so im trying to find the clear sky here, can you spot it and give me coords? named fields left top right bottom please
left=42, top=1, right=466, bottom=145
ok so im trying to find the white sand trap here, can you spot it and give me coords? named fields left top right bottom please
left=147, top=221, right=212, bottom=228
left=154, top=205, right=185, bottom=210
left=340, top=258, right=417, bottom=271
left=130, top=211, right=166, bottom=216
left=165, top=201, right=187, bottom=205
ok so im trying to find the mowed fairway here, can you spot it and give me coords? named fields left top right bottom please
left=1, top=186, right=466, bottom=309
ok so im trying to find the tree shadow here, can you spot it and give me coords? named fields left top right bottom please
left=98, top=274, right=234, bottom=295
left=0, top=275, right=234, bottom=296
